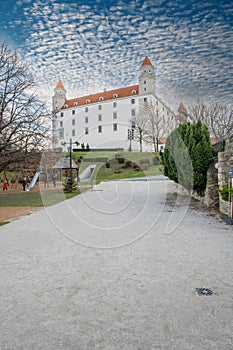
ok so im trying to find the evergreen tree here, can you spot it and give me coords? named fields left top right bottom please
left=63, top=176, right=77, bottom=193
left=163, top=121, right=212, bottom=195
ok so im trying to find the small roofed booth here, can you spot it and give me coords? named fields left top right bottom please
left=53, top=157, right=79, bottom=181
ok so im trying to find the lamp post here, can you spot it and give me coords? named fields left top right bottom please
left=61, top=138, right=80, bottom=183
left=127, top=128, right=134, bottom=152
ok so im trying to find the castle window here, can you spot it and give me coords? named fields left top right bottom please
left=132, top=121, right=136, bottom=129
left=72, top=110, right=75, bottom=115
left=72, top=119, right=75, bottom=126
left=85, top=107, right=88, bottom=113
left=86, top=99, right=90, bottom=104
left=98, top=125, right=102, bottom=133
left=162, top=106, right=164, bottom=111
left=131, top=99, right=135, bottom=104
left=113, top=112, right=117, bottom=119
left=144, top=81, right=146, bottom=84
left=60, top=121, right=63, bottom=127
left=144, top=88, right=146, bottom=91
left=113, top=101, right=117, bottom=108
left=99, top=96, right=104, bottom=101
left=98, top=105, right=102, bottom=110
left=85, top=117, right=88, bottom=123
left=144, top=97, right=147, bottom=103
left=113, top=123, right=118, bottom=131
left=74, top=102, right=78, bottom=106
left=98, top=114, right=102, bottom=121
left=113, top=93, right=118, bottom=98
left=85, top=127, right=89, bottom=135
left=72, top=130, right=75, bottom=137
left=60, top=112, right=64, bottom=117
left=131, top=109, right=136, bottom=116
left=59, top=128, right=64, bottom=139
left=132, top=90, right=136, bottom=95
left=156, top=101, right=158, bottom=106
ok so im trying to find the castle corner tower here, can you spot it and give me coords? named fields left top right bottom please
left=138, top=57, right=156, bottom=95
left=52, top=80, right=66, bottom=111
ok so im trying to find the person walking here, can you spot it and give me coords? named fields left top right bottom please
left=22, top=178, right=27, bottom=191
left=3, top=180, right=8, bottom=191
left=52, top=174, right=56, bottom=188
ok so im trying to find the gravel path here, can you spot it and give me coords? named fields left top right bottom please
left=0, top=177, right=232, bottom=350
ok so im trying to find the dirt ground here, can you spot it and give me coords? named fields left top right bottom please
left=0, top=183, right=49, bottom=223
left=0, top=206, right=42, bottom=223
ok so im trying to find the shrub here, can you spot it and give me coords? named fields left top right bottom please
left=63, top=176, right=77, bottom=193
left=218, top=186, right=233, bottom=202
left=131, top=162, right=138, bottom=169
left=152, top=156, right=159, bottom=165
left=139, top=158, right=150, bottom=165
left=124, top=160, right=132, bottom=168
left=117, top=157, right=125, bottom=164
left=140, top=164, right=149, bottom=171
left=163, top=121, right=213, bottom=195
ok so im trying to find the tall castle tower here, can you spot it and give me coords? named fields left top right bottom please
left=52, top=80, right=66, bottom=111
left=138, top=57, right=156, bottom=95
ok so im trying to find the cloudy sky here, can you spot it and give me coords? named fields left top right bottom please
left=0, top=0, right=232, bottom=111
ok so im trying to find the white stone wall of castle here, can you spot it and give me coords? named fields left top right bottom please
left=138, top=64, right=156, bottom=95
left=53, top=94, right=167, bottom=151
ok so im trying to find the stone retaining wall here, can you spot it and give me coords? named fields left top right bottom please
left=203, top=158, right=219, bottom=207
left=217, top=137, right=233, bottom=215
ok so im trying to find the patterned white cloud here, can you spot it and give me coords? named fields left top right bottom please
left=0, top=0, right=232, bottom=111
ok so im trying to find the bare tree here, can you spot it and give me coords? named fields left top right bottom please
left=203, top=102, right=232, bottom=141
left=142, top=102, right=175, bottom=152
left=0, top=43, right=50, bottom=172
left=130, top=107, right=148, bottom=152
left=176, top=100, right=233, bottom=142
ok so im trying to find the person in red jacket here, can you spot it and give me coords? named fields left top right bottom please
left=3, top=180, right=8, bottom=191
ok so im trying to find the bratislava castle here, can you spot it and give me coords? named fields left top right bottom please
left=52, top=57, right=174, bottom=151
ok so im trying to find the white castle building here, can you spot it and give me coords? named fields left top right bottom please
left=52, top=57, right=174, bottom=151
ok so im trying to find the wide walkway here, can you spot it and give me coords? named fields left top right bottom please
left=0, top=177, right=232, bottom=349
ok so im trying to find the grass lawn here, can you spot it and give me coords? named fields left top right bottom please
left=95, top=165, right=162, bottom=182
left=73, top=150, right=159, bottom=161
left=0, top=189, right=81, bottom=207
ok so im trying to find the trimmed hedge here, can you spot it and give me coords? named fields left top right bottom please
left=162, top=121, right=213, bottom=195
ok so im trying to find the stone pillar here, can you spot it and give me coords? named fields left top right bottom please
left=204, top=159, right=219, bottom=208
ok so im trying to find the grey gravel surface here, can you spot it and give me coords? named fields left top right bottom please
left=0, top=177, right=232, bottom=350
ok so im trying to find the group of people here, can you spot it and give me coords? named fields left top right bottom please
left=2, top=177, right=28, bottom=192
left=81, top=143, right=90, bottom=150
left=2, top=173, right=58, bottom=192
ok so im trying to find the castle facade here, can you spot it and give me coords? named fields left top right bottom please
left=52, top=57, right=173, bottom=151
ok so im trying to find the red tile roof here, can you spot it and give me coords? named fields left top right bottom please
left=141, top=57, right=152, bottom=66
left=178, top=102, right=185, bottom=112
left=56, top=80, right=65, bottom=89
left=210, top=137, right=218, bottom=145
left=158, top=137, right=166, bottom=144
left=64, top=85, right=139, bottom=108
